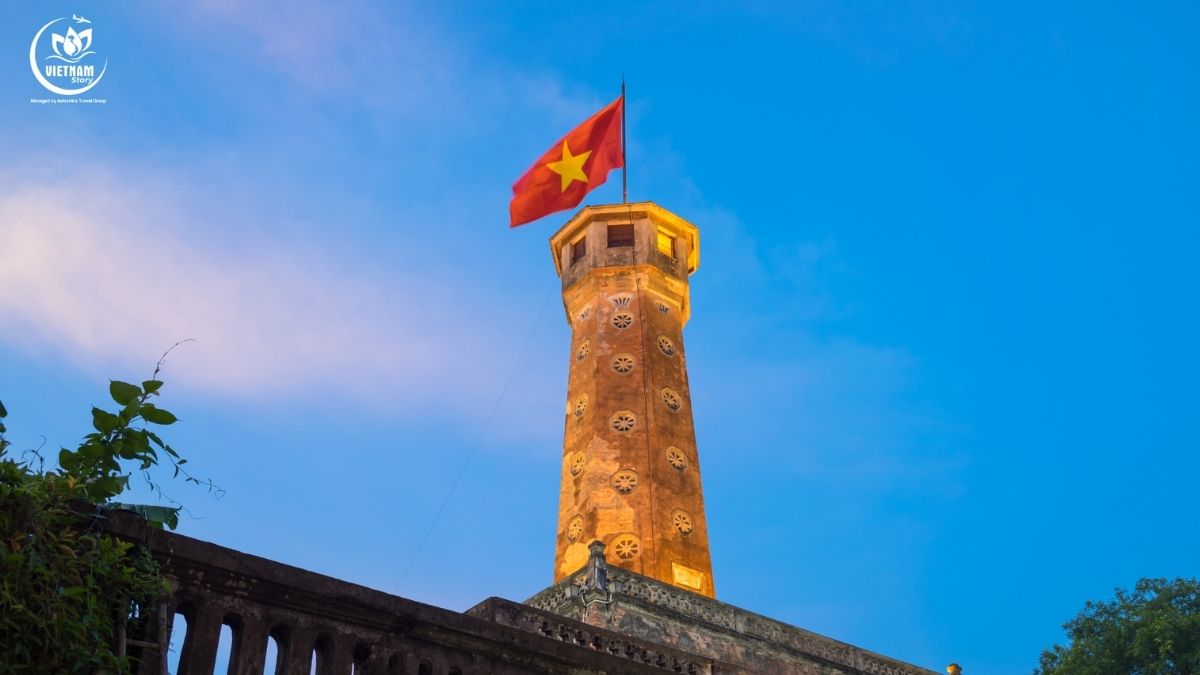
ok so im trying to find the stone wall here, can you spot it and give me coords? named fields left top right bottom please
left=524, top=546, right=940, bottom=675
left=100, top=511, right=938, bottom=675
left=101, top=510, right=722, bottom=675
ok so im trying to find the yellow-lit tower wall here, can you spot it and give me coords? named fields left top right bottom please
left=549, top=202, right=715, bottom=598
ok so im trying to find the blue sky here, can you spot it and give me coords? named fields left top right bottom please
left=1, top=2, right=1197, bottom=674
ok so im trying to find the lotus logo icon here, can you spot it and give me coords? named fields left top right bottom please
left=30, top=15, right=107, bottom=96
left=51, top=26, right=95, bottom=62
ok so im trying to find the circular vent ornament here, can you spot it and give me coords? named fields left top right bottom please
left=611, top=312, right=634, bottom=329
left=568, top=452, right=586, bottom=476
left=612, top=534, right=641, bottom=560
left=576, top=339, right=591, bottom=361
left=661, top=388, right=683, bottom=411
left=657, top=335, right=676, bottom=356
left=573, top=394, right=589, bottom=417
left=610, top=410, right=637, bottom=432
left=672, top=510, right=694, bottom=535
left=666, top=446, right=687, bottom=471
left=567, top=516, right=583, bottom=541
left=611, top=469, right=639, bottom=493
left=611, top=353, right=636, bottom=374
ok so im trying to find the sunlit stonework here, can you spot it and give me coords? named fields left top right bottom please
left=550, top=203, right=715, bottom=597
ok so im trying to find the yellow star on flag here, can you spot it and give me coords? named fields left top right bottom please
left=546, top=141, right=591, bottom=192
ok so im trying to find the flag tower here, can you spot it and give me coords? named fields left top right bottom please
left=548, top=202, right=715, bottom=598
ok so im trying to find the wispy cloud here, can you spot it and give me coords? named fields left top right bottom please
left=0, top=168, right=508, bottom=411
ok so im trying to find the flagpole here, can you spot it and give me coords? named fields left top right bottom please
left=622, top=76, right=628, bottom=204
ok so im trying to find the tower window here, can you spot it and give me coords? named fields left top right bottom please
left=571, top=237, right=587, bottom=265
left=607, top=224, right=634, bottom=248
left=657, top=228, right=676, bottom=258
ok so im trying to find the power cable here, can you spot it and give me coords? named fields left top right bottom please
left=393, top=284, right=556, bottom=592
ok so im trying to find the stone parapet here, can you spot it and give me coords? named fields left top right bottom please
left=98, top=508, right=718, bottom=675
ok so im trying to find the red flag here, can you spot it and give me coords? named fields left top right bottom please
left=510, top=96, right=624, bottom=227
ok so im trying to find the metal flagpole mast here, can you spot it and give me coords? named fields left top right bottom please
left=622, top=76, right=627, bottom=204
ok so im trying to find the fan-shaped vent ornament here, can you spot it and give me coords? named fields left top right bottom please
left=655, top=301, right=671, bottom=314
left=610, top=295, right=632, bottom=308
left=661, top=388, right=683, bottom=412
left=610, top=411, right=637, bottom=432
left=611, top=354, right=636, bottom=374
left=666, top=446, right=687, bottom=471
left=612, top=535, right=641, bottom=560
left=657, top=335, right=676, bottom=356
left=611, top=470, right=639, bottom=493
left=568, top=452, right=586, bottom=476
left=672, top=509, right=694, bottom=535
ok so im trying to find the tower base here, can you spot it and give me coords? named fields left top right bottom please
left=471, top=545, right=938, bottom=675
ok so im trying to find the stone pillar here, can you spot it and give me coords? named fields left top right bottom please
left=232, top=616, right=270, bottom=675
left=283, top=627, right=319, bottom=675
left=177, top=602, right=225, bottom=675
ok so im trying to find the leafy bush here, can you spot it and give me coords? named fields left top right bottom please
left=0, top=364, right=214, bottom=674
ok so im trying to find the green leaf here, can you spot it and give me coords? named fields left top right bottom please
left=90, top=476, right=123, bottom=500
left=0, top=399, right=7, bottom=417
left=142, top=380, right=163, bottom=395
left=140, top=405, right=177, bottom=426
left=114, top=504, right=181, bottom=531
left=108, top=381, right=142, bottom=406
left=90, top=408, right=119, bottom=434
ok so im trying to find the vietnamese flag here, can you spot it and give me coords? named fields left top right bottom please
left=510, top=96, right=624, bottom=227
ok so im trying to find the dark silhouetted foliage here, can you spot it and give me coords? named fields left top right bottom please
left=0, top=358, right=217, bottom=674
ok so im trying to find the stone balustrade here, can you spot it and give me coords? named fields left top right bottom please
left=100, top=509, right=718, bottom=675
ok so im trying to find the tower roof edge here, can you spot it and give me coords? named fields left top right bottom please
left=548, top=202, right=700, bottom=277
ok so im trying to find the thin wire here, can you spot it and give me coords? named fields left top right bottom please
left=393, top=285, right=556, bottom=592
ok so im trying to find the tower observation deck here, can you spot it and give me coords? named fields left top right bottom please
left=548, top=202, right=715, bottom=598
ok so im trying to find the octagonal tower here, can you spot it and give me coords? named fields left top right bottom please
left=549, top=202, right=714, bottom=598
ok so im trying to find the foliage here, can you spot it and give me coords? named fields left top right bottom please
left=0, top=359, right=217, bottom=674
left=1034, top=577, right=1200, bottom=675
